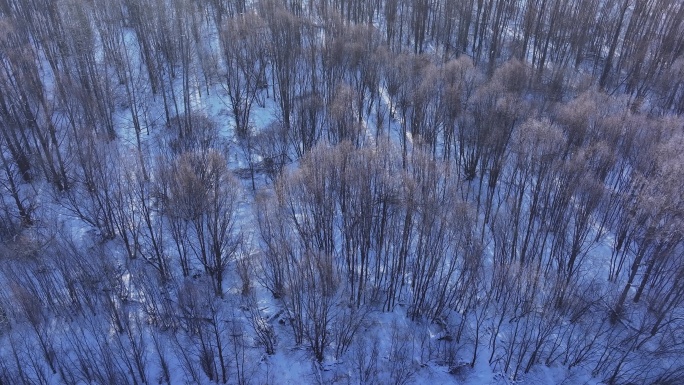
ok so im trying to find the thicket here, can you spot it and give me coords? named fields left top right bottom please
left=0, top=0, right=683, bottom=384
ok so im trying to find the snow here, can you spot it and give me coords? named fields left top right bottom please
left=1, top=3, right=681, bottom=385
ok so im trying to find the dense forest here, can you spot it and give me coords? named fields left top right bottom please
left=0, top=0, right=683, bottom=384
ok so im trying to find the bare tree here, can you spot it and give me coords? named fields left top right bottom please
left=220, top=12, right=269, bottom=138
left=167, top=150, right=242, bottom=297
